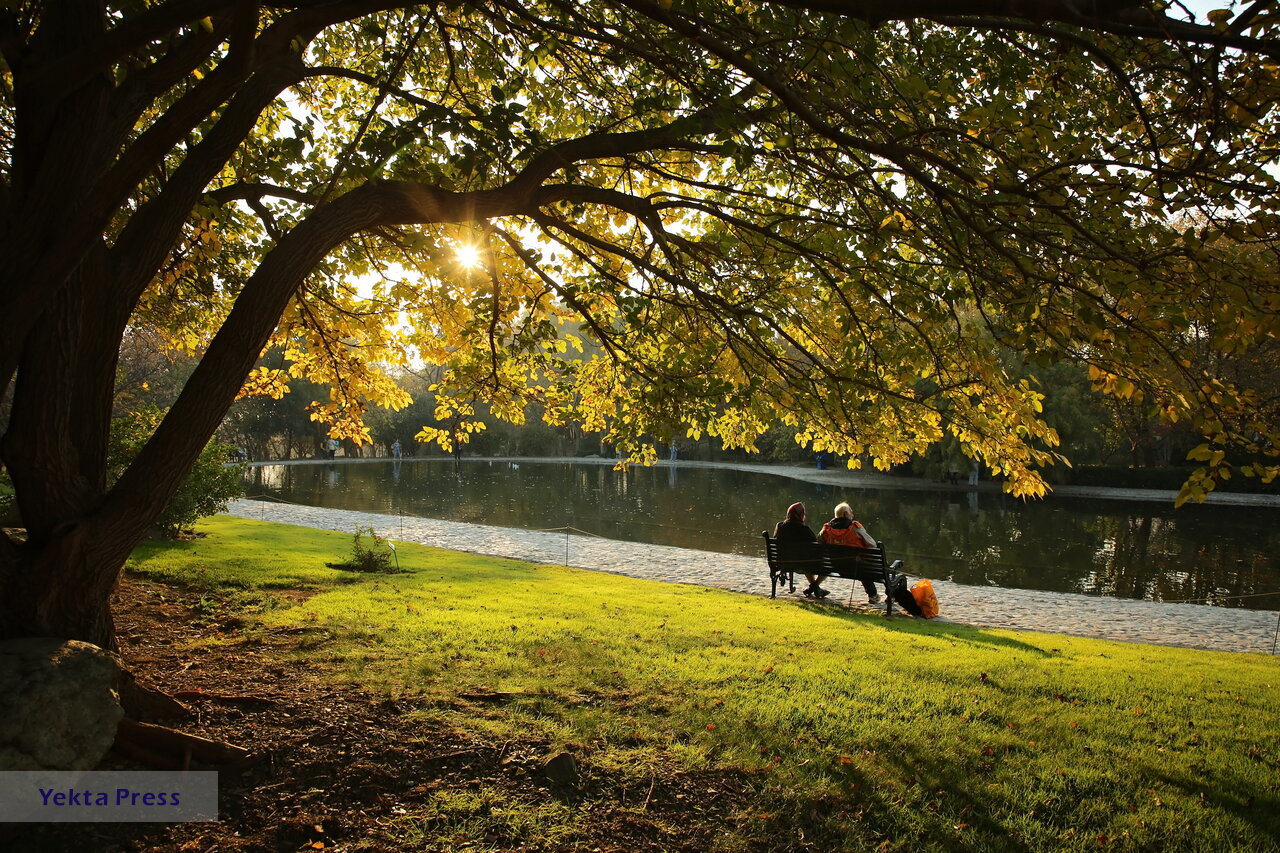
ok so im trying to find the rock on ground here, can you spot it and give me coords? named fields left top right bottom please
left=0, top=637, right=124, bottom=770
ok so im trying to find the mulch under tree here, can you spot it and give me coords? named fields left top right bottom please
left=3, top=577, right=754, bottom=853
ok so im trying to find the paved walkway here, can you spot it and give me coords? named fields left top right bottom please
left=226, top=496, right=1280, bottom=656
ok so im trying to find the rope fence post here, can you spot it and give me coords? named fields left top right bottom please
left=1273, top=611, right=1278, bottom=656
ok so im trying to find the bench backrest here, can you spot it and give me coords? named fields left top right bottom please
left=825, top=543, right=887, bottom=578
left=762, top=532, right=824, bottom=574
left=762, top=533, right=889, bottom=580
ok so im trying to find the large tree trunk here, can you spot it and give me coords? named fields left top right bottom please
left=0, top=521, right=134, bottom=649
left=0, top=184, right=398, bottom=645
left=0, top=6, right=548, bottom=649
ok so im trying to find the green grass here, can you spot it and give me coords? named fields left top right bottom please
left=128, top=516, right=1280, bottom=852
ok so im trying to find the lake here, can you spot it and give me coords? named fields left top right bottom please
left=245, top=458, right=1280, bottom=610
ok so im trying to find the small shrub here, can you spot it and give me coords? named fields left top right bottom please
left=328, top=526, right=399, bottom=573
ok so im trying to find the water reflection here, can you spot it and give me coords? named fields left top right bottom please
left=244, top=460, right=1280, bottom=609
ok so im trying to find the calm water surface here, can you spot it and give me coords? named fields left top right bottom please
left=246, top=459, right=1280, bottom=610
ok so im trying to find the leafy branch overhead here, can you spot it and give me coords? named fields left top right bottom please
left=3, top=2, right=1280, bottom=578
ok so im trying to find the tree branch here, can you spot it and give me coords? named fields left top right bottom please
left=24, top=1, right=418, bottom=101
left=759, top=0, right=1278, bottom=59
left=207, top=181, right=322, bottom=207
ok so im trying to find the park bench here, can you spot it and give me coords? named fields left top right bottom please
left=761, top=532, right=906, bottom=615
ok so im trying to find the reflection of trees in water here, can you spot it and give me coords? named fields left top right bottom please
left=1087, top=514, right=1156, bottom=600
left=877, top=495, right=1109, bottom=593
left=1087, top=513, right=1277, bottom=606
left=251, top=462, right=1280, bottom=607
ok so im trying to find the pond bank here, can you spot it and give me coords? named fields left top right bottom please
left=224, top=497, right=1280, bottom=656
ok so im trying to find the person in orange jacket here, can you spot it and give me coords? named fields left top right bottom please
left=820, top=502, right=882, bottom=604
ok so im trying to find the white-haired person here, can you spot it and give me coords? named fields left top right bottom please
left=819, top=502, right=882, bottom=604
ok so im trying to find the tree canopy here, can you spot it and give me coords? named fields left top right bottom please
left=1, top=1, right=1279, bottom=641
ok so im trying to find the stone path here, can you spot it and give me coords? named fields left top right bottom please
left=225, top=497, right=1280, bottom=656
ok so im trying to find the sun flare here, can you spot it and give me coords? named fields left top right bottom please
left=455, top=244, right=483, bottom=268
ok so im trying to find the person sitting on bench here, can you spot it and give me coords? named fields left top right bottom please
left=820, top=502, right=882, bottom=604
left=773, top=501, right=828, bottom=598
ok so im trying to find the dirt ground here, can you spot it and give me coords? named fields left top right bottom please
left=5, top=577, right=758, bottom=853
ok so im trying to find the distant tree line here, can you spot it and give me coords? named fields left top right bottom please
left=97, top=331, right=1280, bottom=495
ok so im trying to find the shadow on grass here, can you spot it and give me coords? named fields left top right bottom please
left=745, top=744, right=1021, bottom=851
left=1138, top=755, right=1280, bottom=843
left=793, top=599, right=1055, bottom=656
left=857, top=730, right=1280, bottom=850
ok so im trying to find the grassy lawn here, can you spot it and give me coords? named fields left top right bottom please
left=127, top=515, right=1280, bottom=852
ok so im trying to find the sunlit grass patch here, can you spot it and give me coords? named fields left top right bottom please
left=131, top=515, right=1280, bottom=852
left=127, top=516, right=366, bottom=589
left=380, top=786, right=579, bottom=851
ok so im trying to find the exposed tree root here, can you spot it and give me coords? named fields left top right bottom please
left=111, top=717, right=261, bottom=773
